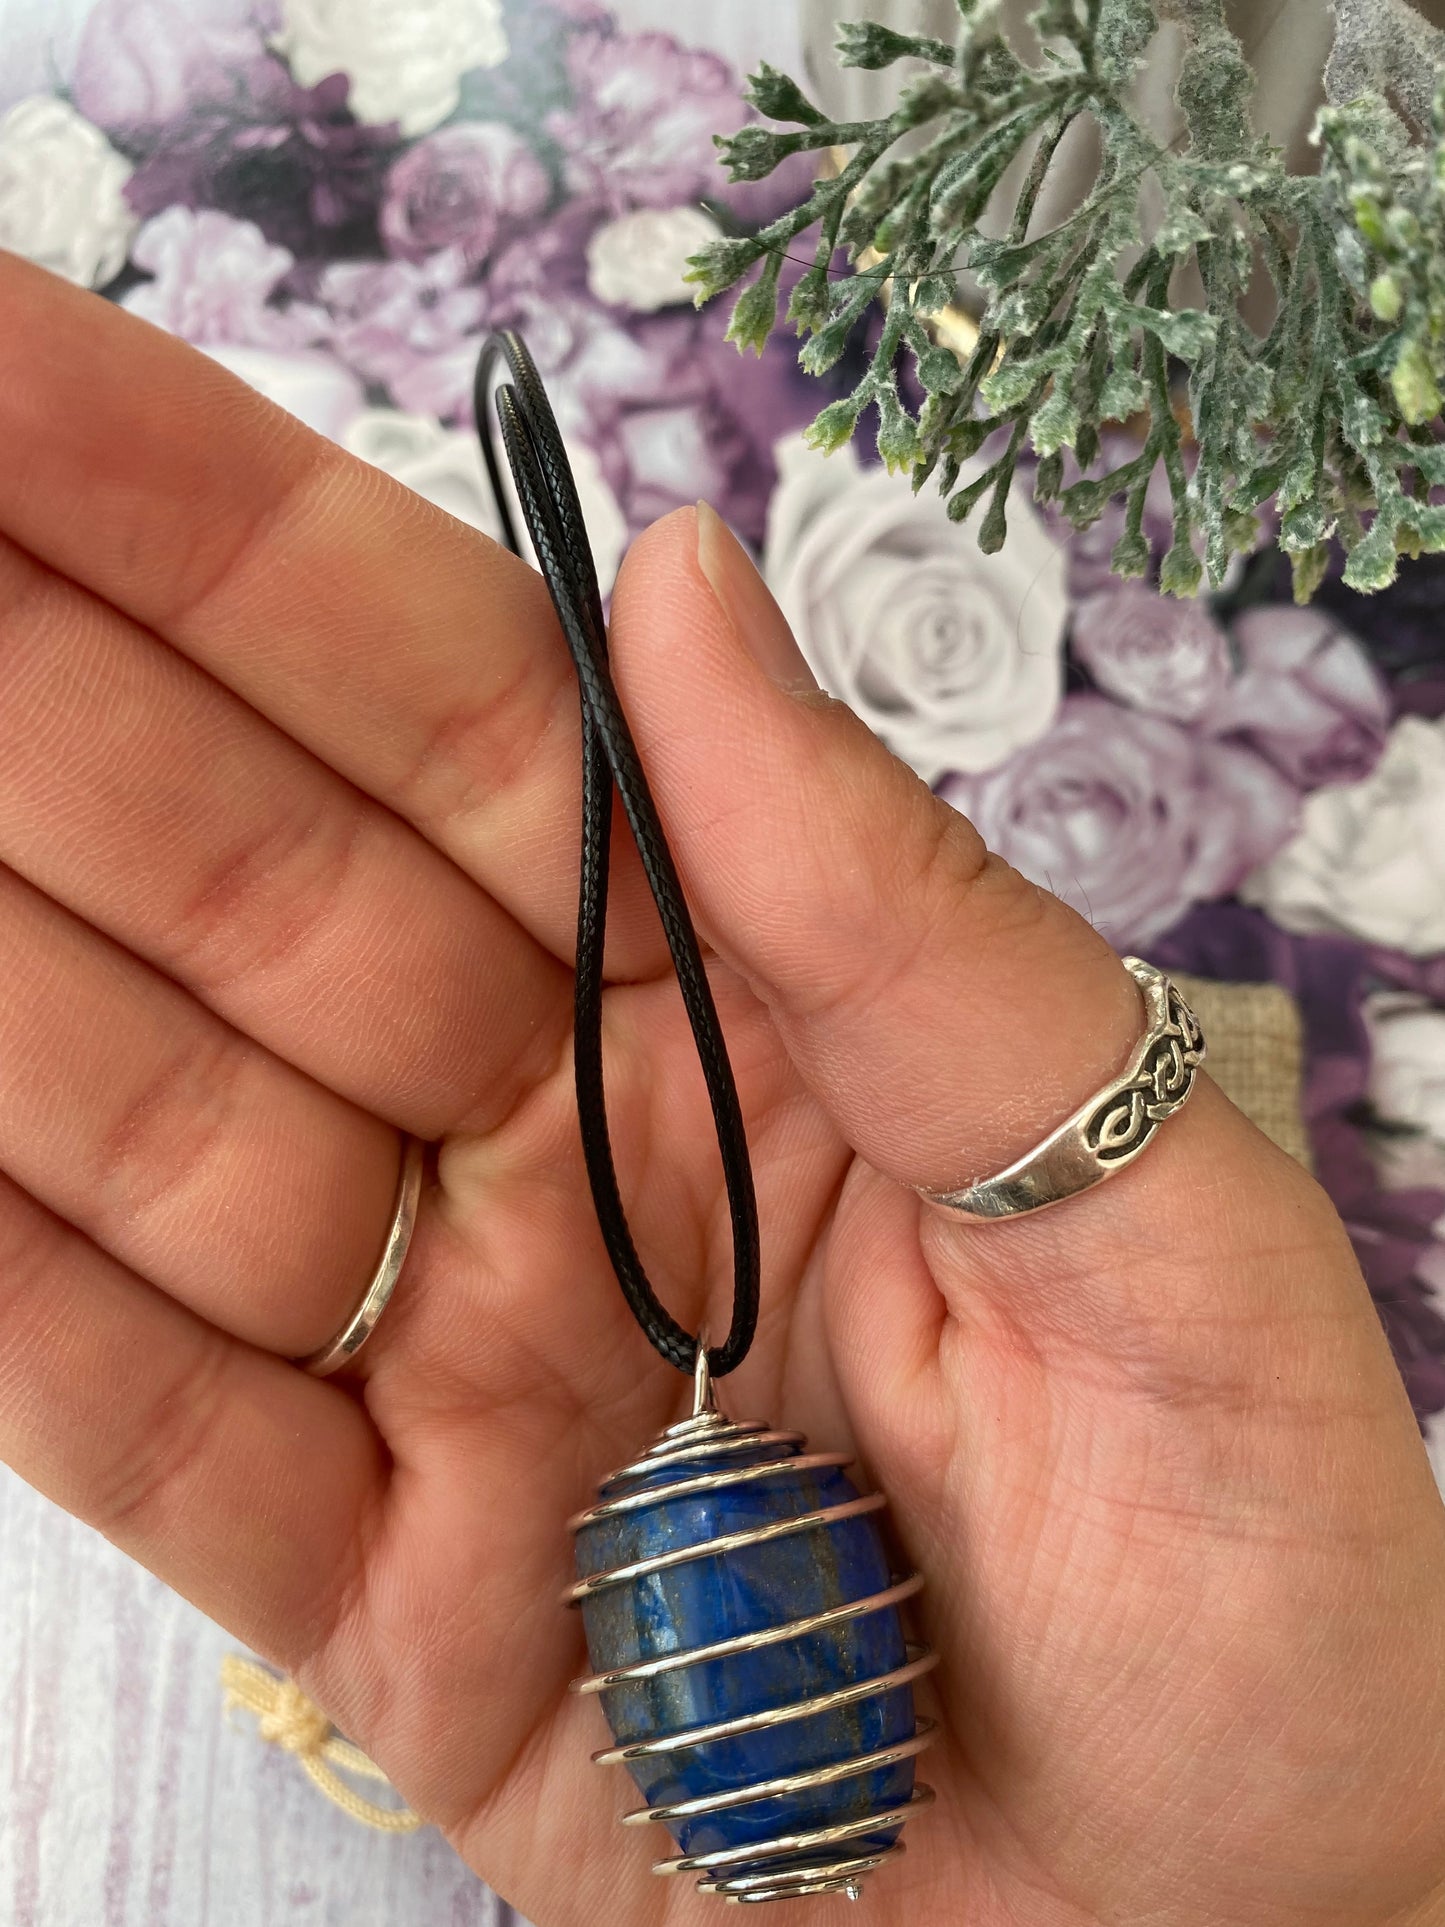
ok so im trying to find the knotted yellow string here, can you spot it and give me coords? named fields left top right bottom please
left=220, top=1656, right=422, bottom=1834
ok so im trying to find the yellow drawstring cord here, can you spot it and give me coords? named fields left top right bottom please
left=220, top=1656, right=422, bottom=1834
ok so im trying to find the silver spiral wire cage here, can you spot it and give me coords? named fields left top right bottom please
left=566, top=1353, right=935, bottom=1904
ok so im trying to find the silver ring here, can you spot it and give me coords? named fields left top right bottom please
left=919, top=957, right=1205, bottom=1221
left=299, top=1135, right=425, bottom=1375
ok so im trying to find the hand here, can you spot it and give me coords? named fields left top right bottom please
left=0, top=255, right=1442, bottom=1927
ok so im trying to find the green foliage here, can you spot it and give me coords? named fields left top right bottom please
left=686, top=0, right=1445, bottom=597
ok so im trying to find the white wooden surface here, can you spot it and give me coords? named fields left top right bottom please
left=0, top=1470, right=527, bottom=1927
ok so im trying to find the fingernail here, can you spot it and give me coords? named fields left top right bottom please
left=695, top=500, right=819, bottom=691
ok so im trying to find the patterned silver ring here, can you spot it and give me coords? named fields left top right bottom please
left=919, top=957, right=1205, bottom=1221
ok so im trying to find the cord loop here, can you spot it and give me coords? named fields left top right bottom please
left=473, top=331, right=759, bottom=1377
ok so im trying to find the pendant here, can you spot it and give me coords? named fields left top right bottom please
left=566, top=1350, right=936, bottom=1904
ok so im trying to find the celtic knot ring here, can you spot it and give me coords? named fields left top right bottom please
left=919, top=958, right=1206, bottom=1221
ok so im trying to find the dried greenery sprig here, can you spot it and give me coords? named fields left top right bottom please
left=686, top=0, right=1445, bottom=599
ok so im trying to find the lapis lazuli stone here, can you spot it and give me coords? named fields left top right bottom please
left=575, top=1437, right=915, bottom=1880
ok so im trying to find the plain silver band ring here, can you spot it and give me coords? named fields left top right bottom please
left=918, top=957, right=1206, bottom=1222
left=299, top=1135, right=426, bottom=1376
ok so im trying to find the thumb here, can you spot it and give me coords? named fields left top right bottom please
left=609, top=501, right=1148, bottom=1198
left=605, top=504, right=1394, bottom=1389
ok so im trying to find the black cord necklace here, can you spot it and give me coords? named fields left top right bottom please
left=472, top=328, right=757, bottom=1378
left=474, top=330, right=934, bottom=1906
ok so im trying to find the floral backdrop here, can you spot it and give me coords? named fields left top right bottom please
left=1, top=0, right=1444, bottom=1484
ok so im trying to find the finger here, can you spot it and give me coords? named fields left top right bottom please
left=0, top=1166, right=385, bottom=1670
left=0, top=861, right=406, bottom=1356
left=611, top=505, right=1141, bottom=1185
left=0, top=531, right=567, bottom=1136
left=605, top=507, right=1393, bottom=1371
left=0, top=256, right=663, bottom=973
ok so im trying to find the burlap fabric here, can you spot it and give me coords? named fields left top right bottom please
left=1173, top=972, right=1313, bottom=1171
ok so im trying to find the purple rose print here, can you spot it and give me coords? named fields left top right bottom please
left=1202, top=605, right=1392, bottom=788
left=322, top=246, right=487, bottom=421
left=485, top=197, right=602, bottom=311
left=1154, top=904, right=1379, bottom=1183
left=1071, top=579, right=1232, bottom=722
left=1311, top=547, right=1445, bottom=722
left=479, top=205, right=627, bottom=398
left=491, top=287, right=658, bottom=432
left=1156, top=903, right=1445, bottom=1136
left=557, top=309, right=736, bottom=518
left=457, top=234, right=815, bottom=543
left=380, top=122, right=551, bottom=267
left=611, top=373, right=768, bottom=533
left=512, top=298, right=809, bottom=544
left=1155, top=904, right=1445, bottom=1425
left=546, top=25, right=736, bottom=212
left=124, top=64, right=400, bottom=262
left=122, top=206, right=323, bottom=347
left=939, top=694, right=1299, bottom=949
left=71, top=0, right=267, bottom=134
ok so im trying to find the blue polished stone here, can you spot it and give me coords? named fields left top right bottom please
left=576, top=1442, right=915, bottom=1878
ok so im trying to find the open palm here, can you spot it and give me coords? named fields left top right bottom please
left=1, top=257, right=1443, bottom=1927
